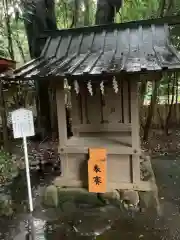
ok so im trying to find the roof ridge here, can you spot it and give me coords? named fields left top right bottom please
left=38, top=15, right=180, bottom=38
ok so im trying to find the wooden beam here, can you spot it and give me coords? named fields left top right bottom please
left=140, top=72, right=162, bottom=82
left=59, top=145, right=138, bottom=155
left=54, top=177, right=155, bottom=192
left=72, top=123, right=131, bottom=133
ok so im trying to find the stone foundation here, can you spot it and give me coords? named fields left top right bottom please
left=48, top=152, right=160, bottom=214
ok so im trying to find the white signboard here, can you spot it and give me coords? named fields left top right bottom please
left=11, top=108, right=35, bottom=213
left=12, top=108, right=35, bottom=138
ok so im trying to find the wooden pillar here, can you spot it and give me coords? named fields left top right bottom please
left=130, top=78, right=140, bottom=183
left=123, top=79, right=129, bottom=123
left=56, top=81, right=67, bottom=147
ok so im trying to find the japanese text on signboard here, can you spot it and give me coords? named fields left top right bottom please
left=88, top=148, right=107, bottom=193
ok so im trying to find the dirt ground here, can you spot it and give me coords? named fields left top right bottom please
left=2, top=129, right=180, bottom=239
left=141, top=128, right=180, bottom=156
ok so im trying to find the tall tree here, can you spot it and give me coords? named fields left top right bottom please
left=84, top=0, right=90, bottom=25
left=95, top=0, right=123, bottom=24
left=22, top=0, right=57, bottom=58
left=3, top=0, right=15, bottom=60
left=22, top=0, right=57, bottom=137
left=143, top=0, right=174, bottom=140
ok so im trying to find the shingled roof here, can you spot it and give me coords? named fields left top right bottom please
left=8, top=17, right=180, bottom=81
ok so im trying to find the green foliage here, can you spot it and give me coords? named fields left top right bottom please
left=0, top=0, right=29, bottom=63
left=116, top=0, right=159, bottom=22
left=0, top=150, right=18, bottom=185
left=55, top=0, right=96, bottom=28
left=0, top=41, right=8, bottom=58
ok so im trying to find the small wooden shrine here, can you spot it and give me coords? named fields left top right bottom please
left=56, top=76, right=144, bottom=192
left=7, top=18, right=180, bottom=193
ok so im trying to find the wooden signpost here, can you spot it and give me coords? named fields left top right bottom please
left=88, top=148, right=107, bottom=193
left=12, top=108, right=36, bottom=240
left=11, top=108, right=35, bottom=212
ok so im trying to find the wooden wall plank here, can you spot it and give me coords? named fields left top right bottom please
left=86, top=85, right=101, bottom=124
left=102, top=81, right=122, bottom=123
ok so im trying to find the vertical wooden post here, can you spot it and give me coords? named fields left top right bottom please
left=71, top=89, right=80, bottom=136
left=130, top=78, right=140, bottom=183
left=123, top=79, right=129, bottom=123
left=56, top=81, right=67, bottom=147
left=81, top=82, right=89, bottom=124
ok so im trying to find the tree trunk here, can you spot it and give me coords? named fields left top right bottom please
left=143, top=80, right=160, bottom=141
left=95, top=0, right=123, bottom=24
left=165, top=73, right=176, bottom=135
left=3, top=0, right=14, bottom=60
left=158, top=0, right=175, bottom=17
left=175, top=72, right=178, bottom=120
left=23, top=0, right=57, bottom=139
left=13, top=34, right=26, bottom=63
left=142, top=0, right=169, bottom=140
left=46, top=0, right=57, bottom=30
left=35, top=80, right=51, bottom=137
left=158, top=0, right=166, bottom=17
left=95, top=0, right=114, bottom=24
left=84, top=0, right=90, bottom=26
left=165, top=0, right=175, bottom=16
left=74, top=0, right=80, bottom=27
left=49, top=89, right=58, bottom=140
left=139, top=80, right=147, bottom=107
left=0, top=81, right=9, bottom=152
left=139, top=79, right=147, bottom=127
left=23, top=0, right=49, bottom=58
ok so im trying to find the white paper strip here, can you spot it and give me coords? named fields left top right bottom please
left=112, top=76, right=119, bottom=93
left=87, top=80, right=93, bottom=96
left=100, top=80, right=105, bottom=95
left=74, top=80, right=79, bottom=95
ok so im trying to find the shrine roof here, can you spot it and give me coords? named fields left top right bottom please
left=4, top=16, right=180, bottom=81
